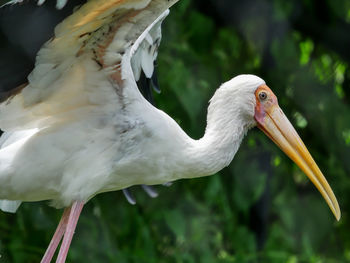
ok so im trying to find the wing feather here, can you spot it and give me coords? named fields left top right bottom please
left=0, top=0, right=178, bottom=211
left=0, top=0, right=177, bottom=129
left=0, top=200, right=21, bottom=213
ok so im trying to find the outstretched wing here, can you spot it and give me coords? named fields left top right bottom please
left=0, top=0, right=178, bottom=212
left=0, top=0, right=177, bottom=129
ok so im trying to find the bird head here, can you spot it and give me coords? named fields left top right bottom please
left=217, top=74, right=341, bottom=221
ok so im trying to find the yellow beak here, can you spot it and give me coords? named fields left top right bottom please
left=257, top=104, right=340, bottom=221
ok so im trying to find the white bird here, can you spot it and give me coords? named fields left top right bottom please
left=0, top=0, right=341, bottom=262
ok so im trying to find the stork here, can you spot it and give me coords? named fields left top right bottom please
left=0, top=0, right=341, bottom=262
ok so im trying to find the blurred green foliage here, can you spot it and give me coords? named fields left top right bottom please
left=1, top=0, right=350, bottom=262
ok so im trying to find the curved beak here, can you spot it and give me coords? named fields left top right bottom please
left=255, top=87, right=341, bottom=221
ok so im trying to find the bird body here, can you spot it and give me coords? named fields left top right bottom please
left=0, top=0, right=180, bottom=208
left=0, top=68, right=263, bottom=208
left=0, top=0, right=341, bottom=262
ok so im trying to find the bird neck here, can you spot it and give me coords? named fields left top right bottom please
left=182, top=95, right=255, bottom=178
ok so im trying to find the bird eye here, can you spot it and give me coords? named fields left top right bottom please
left=259, top=91, right=268, bottom=101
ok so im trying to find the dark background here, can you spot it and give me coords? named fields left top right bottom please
left=1, top=0, right=350, bottom=262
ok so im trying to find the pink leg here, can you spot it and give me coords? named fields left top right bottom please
left=41, top=207, right=72, bottom=263
left=55, top=201, right=84, bottom=263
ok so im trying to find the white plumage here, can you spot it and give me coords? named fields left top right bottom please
left=0, top=0, right=178, bottom=209
left=0, top=0, right=340, bottom=262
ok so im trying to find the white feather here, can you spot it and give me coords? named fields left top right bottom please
left=0, top=0, right=23, bottom=8
left=37, top=0, right=46, bottom=5
left=56, top=0, right=68, bottom=9
left=130, top=10, right=169, bottom=81
left=0, top=200, right=21, bottom=213
left=141, top=45, right=155, bottom=77
left=1, top=0, right=69, bottom=9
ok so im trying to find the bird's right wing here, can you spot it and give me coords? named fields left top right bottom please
left=0, top=0, right=178, bottom=131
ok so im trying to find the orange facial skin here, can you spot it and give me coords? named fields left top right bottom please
left=254, top=85, right=278, bottom=125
